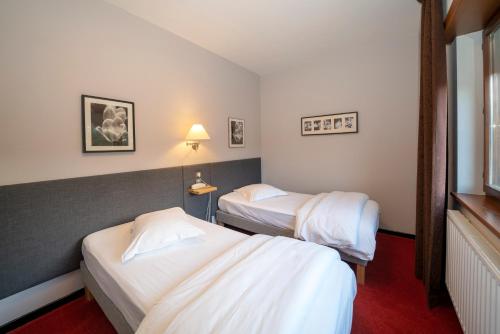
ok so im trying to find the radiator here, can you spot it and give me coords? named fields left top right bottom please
left=446, top=210, right=500, bottom=334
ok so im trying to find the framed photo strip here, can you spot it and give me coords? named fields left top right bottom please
left=301, top=112, right=358, bottom=136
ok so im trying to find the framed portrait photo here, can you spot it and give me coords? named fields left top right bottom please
left=301, top=112, right=358, bottom=136
left=228, top=117, right=245, bottom=148
left=81, top=95, right=135, bottom=153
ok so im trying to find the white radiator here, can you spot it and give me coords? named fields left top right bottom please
left=446, top=210, right=500, bottom=334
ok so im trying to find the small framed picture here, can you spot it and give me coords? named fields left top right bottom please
left=228, top=117, right=245, bottom=148
left=301, top=112, right=358, bottom=136
left=81, top=95, right=135, bottom=153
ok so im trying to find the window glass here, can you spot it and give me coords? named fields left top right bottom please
left=488, top=27, right=500, bottom=191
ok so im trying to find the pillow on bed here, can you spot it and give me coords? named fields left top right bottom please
left=235, top=184, right=288, bottom=202
left=122, top=207, right=205, bottom=263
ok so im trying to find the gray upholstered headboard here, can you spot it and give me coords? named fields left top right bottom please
left=183, top=158, right=262, bottom=219
left=0, top=157, right=261, bottom=299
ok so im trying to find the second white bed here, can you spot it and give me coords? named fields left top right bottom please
left=219, top=191, right=379, bottom=261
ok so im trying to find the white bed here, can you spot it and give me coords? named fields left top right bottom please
left=218, top=191, right=379, bottom=261
left=82, top=214, right=356, bottom=333
left=82, top=216, right=246, bottom=330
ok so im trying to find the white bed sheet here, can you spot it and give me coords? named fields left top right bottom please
left=219, top=191, right=313, bottom=230
left=82, top=216, right=247, bottom=331
left=137, top=235, right=356, bottom=334
left=218, top=191, right=379, bottom=261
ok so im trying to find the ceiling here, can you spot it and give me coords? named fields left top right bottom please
left=104, top=0, right=420, bottom=75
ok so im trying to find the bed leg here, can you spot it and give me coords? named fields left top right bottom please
left=356, top=264, right=366, bottom=285
left=217, top=221, right=225, bottom=227
left=84, top=287, right=94, bottom=301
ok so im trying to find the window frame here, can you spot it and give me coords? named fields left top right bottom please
left=483, top=11, right=500, bottom=200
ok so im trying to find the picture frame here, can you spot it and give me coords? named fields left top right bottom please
left=301, top=112, right=358, bottom=136
left=228, top=117, right=245, bottom=148
left=81, top=95, right=136, bottom=153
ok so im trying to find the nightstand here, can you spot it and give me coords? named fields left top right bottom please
left=188, top=185, right=218, bottom=222
left=188, top=185, right=218, bottom=195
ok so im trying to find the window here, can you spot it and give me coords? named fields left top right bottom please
left=484, top=14, right=500, bottom=199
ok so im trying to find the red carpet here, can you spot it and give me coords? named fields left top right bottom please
left=9, top=297, right=115, bottom=334
left=352, top=233, right=462, bottom=333
left=10, top=233, right=462, bottom=334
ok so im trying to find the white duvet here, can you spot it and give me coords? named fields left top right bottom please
left=137, top=234, right=356, bottom=334
left=295, top=191, right=369, bottom=247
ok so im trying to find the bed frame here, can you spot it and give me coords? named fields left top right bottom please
left=216, top=210, right=368, bottom=284
left=81, top=261, right=135, bottom=334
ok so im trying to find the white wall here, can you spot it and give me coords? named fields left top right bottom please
left=456, top=31, right=484, bottom=194
left=261, top=30, right=420, bottom=234
left=0, top=0, right=260, bottom=324
left=0, top=0, right=260, bottom=187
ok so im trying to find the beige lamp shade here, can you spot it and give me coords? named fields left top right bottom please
left=186, top=124, right=210, bottom=141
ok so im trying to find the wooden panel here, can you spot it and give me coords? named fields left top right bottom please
left=445, top=0, right=500, bottom=43
left=451, top=193, right=500, bottom=237
left=188, top=186, right=218, bottom=195
left=483, top=12, right=500, bottom=200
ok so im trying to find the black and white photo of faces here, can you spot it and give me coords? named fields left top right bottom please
left=323, top=119, right=332, bottom=130
left=334, top=118, right=342, bottom=129
left=345, top=116, right=354, bottom=129
left=229, top=117, right=245, bottom=147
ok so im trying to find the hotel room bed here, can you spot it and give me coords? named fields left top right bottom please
left=81, top=213, right=357, bottom=334
left=217, top=191, right=380, bottom=283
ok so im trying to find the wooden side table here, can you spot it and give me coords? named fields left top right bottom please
left=188, top=185, right=218, bottom=221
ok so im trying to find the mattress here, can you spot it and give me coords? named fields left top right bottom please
left=82, top=216, right=247, bottom=331
left=218, top=191, right=379, bottom=261
left=218, top=191, right=313, bottom=230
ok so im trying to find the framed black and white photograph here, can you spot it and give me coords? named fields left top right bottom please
left=301, top=112, right=358, bottom=136
left=228, top=117, right=245, bottom=148
left=81, top=95, right=135, bottom=153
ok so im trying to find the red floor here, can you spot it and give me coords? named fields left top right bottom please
left=10, top=233, right=462, bottom=334
left=352, top=233, right=461, bottom=333
left=9, top=296, right=115, bottom=334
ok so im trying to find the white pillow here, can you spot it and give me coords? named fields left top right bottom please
left=122, top=207, right=205, bottom=263
left=234, top=184, right=288, bottom=202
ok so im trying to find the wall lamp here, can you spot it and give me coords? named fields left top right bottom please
left=186, top=124, right=210, bottom=151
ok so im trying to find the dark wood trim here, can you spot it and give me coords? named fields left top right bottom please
left=444, top=0, right=500, bottom=43
left=485, top=186, right=500, bottom=200
left=483, top=26, right=491, bottom=198
left=444, top=0, right=463, bottom=43
left=451, top=192, right=500, bottom=237
left=0, top=289, right=84, bottom=333
left=378, top=228, right=416, bottom=240
left=482, top=14, right=500, bottom=200
left=484, top=9, right=500, bottom=35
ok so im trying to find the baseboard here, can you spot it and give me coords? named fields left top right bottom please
left=0, top=289, right=83, bottom=332
left=378, top=228, right=416, bottom=239
left=0, top=269, right=83, bottom=327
